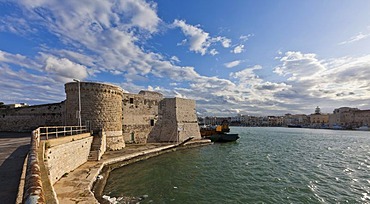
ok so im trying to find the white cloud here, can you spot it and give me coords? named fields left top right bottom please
left=210, top=49, right=219, bottom=56
left=0, top=16, right=37, bottom=36
left=172, top=20, right=231, bottom=55
left=339, top=32, right=370, bottom=45
left=239, top=34, right=253, bottom=42
left=212, top=36, right=231, bottom=48
left=44, top=56, right=89, bottom=82
left=119, top=0, right=161, bottom=33
left=224, top=60, right=241, bottom=68
left=273, top=51, right=325, bottom=80
left=172, top=19, right=210, bottom=55
left=230, top=65, right=262, bottom=80
left=0, top=66, right=65, bottom=104
left=4, top=1, right=370, bottom=116
left=232, top=44, right=244, bottom=54
left=170, top=56, right=180, bottom=63
left=0, top=50, right=41, bottom=70
left=271, top=51, right=370, bottom=108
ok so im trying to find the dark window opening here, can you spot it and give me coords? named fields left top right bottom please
left=150, top=119, right=155, bottom=126
left=130, top=98, right=134, bottom=104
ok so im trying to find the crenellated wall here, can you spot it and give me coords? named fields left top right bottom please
left=0, top=103, right=64, bottom=132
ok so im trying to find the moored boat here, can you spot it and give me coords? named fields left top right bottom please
left=332, top=124, right=344, bottom=130
left=207, top=133, right=240, bottom=142
left=355, top=125, right=370, bottom=131
left=200, top=121, right=239, bottom=142
left=287, top=124, right=302, bottom=128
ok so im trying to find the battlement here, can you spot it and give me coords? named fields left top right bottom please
left=138, top=90, right=163, bottom=98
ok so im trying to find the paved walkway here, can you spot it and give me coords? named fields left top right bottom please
left=0, top=132, right=30, bottom=204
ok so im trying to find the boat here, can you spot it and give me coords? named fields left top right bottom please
left=332, top=124, right=343, bottom=130
left=355, top=125, right=370, bottom=131
left=200, top=121, right=239, bottom=142
left=207, top=133, right=240, bottom=143
left=287, top=124, right=302, bottom=128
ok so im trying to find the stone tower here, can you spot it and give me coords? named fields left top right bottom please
left=65, top=82, right=125, bottom=150
left=148, top=97, right=201, bottom=143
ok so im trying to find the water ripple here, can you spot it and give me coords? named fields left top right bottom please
left=104, top=127, right=370, bottom=203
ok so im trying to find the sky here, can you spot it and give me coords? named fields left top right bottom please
left=1, top=0, right=370, bottom=116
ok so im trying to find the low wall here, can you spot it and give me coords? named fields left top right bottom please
left=45, top=135, right=93, bottom=185
left=23, top=130, right=45, bottom=203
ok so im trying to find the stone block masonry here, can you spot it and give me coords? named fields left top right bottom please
left=148, top=98, right=201, bottom=143
left=0, top=103, right=64, bottom=132
left=122, top=91, right=163, bottom=143
left=45, top=136, right=93, bottom=185
left=1, top=81, right=202, bottom=148
left=65, top=82, right=125, bottom=150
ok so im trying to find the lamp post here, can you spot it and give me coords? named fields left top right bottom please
left=73, top=79, right=82, bottom=127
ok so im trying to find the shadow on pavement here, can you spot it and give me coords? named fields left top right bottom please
left=0, top=144, right=30, bottom=204
left=0, top=132, right=31, bottom=138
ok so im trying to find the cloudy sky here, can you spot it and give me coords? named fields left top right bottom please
left=1, top=0, right=370, bottom=116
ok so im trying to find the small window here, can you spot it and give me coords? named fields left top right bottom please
left=150, top=119, right=155, bottom=126
left=130, top=98, right=134, bottom=104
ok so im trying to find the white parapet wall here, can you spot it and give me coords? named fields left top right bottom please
left=45, top=134, right=93, bottom=185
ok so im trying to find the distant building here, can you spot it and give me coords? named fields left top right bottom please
left=283, top=114, right=310, bottom=127
left=329, top=107, right=370, bottom=129
left=310, top=106, right=329, bottom=128
left=267, top=116, right=284, bottom=126
left=203, top=116, right=230, bottom=126
left=1, top=103, right=29, bottom=109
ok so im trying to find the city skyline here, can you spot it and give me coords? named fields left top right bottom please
left=1, top=0, right=370, bottom=116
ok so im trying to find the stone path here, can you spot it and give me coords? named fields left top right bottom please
left=0, top=132, right=30, bottom=204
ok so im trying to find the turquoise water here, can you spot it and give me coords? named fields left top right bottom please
left=104, top=127, right=370, bottom=203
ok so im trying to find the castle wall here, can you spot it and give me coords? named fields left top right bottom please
left=122, top=91, right=162, bottom=143
left=65, top=82, right=125, bottom=150
left=45, top=136, right=93, bottom=185
left=148, top=98, right=201, bottom=143
left=0, top=103, right=64, bottom=132
left=0, top=81, right=201, bottom=147
left=175, top=98, right=201, bottom=141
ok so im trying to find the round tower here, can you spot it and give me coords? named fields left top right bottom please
left=65, top=82, right=125, bottom=150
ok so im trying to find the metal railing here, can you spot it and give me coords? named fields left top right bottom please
left=33, top=126, right=88, bottom=140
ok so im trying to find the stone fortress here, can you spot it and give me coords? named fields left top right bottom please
left=0, top=81, right=202, bottom=150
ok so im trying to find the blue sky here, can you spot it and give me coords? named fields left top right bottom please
left=1, top=0, right=370, bottom=116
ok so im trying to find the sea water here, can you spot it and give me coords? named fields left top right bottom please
left=103, top=127, right=370, bottom=203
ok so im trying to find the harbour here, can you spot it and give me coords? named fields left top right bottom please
left=1, top=1, right=370, bottom=204
left=103, top=127, right=370, bottom=203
